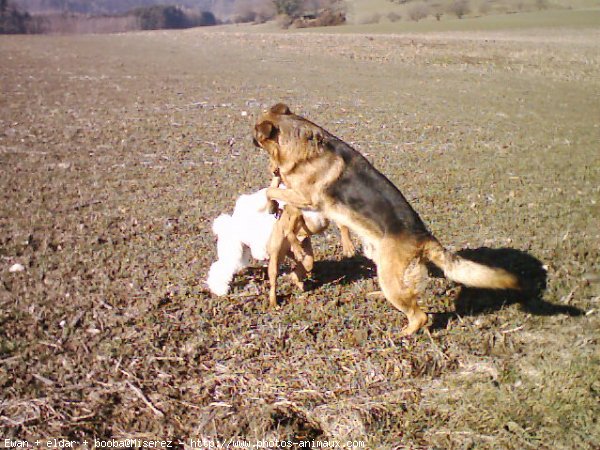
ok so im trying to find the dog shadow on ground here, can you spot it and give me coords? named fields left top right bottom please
left=235, top=255, right=376, bottom=302
left=311, top=254, right=376, bottom=288
left=430, top=247, right=584, bottom=331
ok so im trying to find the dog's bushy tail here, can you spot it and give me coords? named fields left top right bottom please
left=423, top=239, right=519, bottom=290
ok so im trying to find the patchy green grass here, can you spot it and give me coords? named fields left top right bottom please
left=1, top=23, right=599, bottom=448
left=343, top=0, right=600, bottom=29
left=315, top=8, right=600, bottom=33
left=212, top=6, right=600, bottom=34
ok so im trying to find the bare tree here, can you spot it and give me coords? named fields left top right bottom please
left=407, top=2, right=429, bottom=22
left=273, top=0, right=345, bottom=28
left=253, top=0, right=276, bottom=22
left=447, top=0, right=470, bottom=18
left=357, top=12, right=381, bottom=24
left=479, top=0, right=492, bottom=14
left=272, top=0, right=301, bottom=18
left=387, top=11, right=402, bottom=22
left=232, top=0, right=276, bottom=23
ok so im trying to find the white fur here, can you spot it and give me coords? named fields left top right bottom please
left=302, top=210, right=329, bottom=233
left=206, top=187, right=332, bottom=296
left=361, top=237, right=377, bottom=261
left=206, top=188, right=277, bottom=296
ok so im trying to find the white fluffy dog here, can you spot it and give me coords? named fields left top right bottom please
left=206, top=187, right=329, bottom=297
left=206, top=188, right=276, bottom=296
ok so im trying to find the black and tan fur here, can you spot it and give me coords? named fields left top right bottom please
left=253, top=103, right=519, bottom=336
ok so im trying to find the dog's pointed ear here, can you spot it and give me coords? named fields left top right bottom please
left=270, top=103, right=292, bottom=115
left=255, top=120, right=278, bottom=143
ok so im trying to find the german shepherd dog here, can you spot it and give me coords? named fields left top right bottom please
left=253, top=103, right=519, bottom=336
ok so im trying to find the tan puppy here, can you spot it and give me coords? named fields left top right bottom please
left=253, top=103, right=519, bottom=336
left=266, top=175, right=355, bottom=308
left=266, top=203, right=322, bottom=308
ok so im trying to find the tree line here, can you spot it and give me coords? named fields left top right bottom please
left=0, top=1, right=217, bottom=34
left=1, top=0, right=347, bottom=34
left=1, top=0, right=32, bottom=33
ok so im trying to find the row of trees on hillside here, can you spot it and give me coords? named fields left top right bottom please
left=13, top=0, right=218, bottom=15
left=1, top=0, right=32, bottom=33
left=232, top=0, right=346, bottom=28
left=131, top=5, right=216, bottom=29
left=407, top=0, right=471, bottom=21
left=385, top=0, right=550, bottom=23
left=381, top=0, right=472, bottom=22
left=0, top=1, right=217, bottom=33
left=1, top=0, right=347, bottom=34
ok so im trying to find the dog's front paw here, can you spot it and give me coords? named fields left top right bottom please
left=206, top=262, right=233, bottom=296
left=207, top=280, right=230, bottom=297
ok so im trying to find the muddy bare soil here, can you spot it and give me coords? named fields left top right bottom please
left=1, top=28, right=599, bottom=448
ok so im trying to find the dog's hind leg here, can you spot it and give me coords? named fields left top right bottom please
left=267, top=205, right=312, bottom=308
left=280, top=205, right=312, bottom=270
left=289, top=236, right=313, bottom=291
left=281, top=207, right=313, bottom=291
left=267, top=218, right=291, bottom=309
left=338, top=224, right=356, bottom=258
left=299, top=235, right=314, bottom=273
left=377, top=237, right=429, bottom=337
